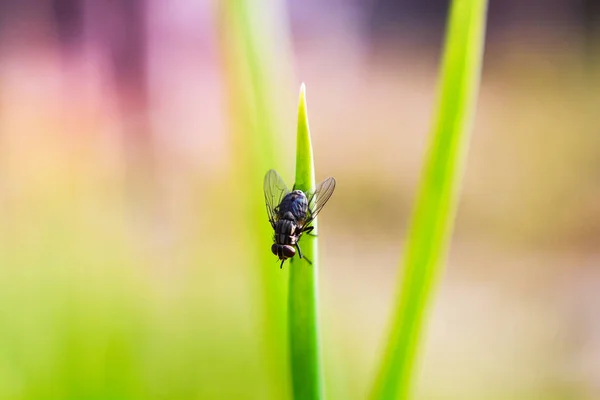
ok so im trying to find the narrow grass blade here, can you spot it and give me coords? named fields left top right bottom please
left=288, top=84, right=325, bottom=400
left=371, top=0, right=488, bottom=399
left=216, top=0, right=293, bottom=398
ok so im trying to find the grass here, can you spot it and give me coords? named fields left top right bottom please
left=216, top=0, right=293, bottom=397
left=288, top=84, right=325, bottom=400
left=370, top=0, right=489, bottom=399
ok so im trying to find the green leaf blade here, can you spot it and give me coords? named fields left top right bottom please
left=217, top=0, right=294, bottom=398
left=288, top=83, right=325, bottom=400
left=371, top=0, right=488, bottom=399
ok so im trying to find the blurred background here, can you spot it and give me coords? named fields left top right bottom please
left=0, top=0, right=599, bottom=399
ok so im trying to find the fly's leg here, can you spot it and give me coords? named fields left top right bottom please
left=295, top=243, right=304, bottom=259
left=280, top=259, right=285, bottom=269
left=303, top=226, right=317, bottom=238
left=295, top=243, right=313, bottom=265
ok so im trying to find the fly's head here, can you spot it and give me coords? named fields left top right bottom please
left=271, top=243, right=296, bottom=260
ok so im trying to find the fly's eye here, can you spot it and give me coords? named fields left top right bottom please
left=282, top=245, right=296, bottom=258
left=271, top=244, right=279, bottom=256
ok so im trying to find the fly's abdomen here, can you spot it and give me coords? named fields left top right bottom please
left=277, top=190, right=308, bottom=222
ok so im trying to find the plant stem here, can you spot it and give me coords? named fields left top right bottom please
left=288, top=83, right=325, bottom=400
left=370, top=0, right=488, bottom=399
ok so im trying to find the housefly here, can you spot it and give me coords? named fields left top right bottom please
left=264, top=169, right=336, bottom=269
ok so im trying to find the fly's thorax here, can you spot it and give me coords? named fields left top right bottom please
left=274, top=218, right=300, bottom=245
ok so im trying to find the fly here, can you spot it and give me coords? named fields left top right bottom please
left=264, top=169, right=336, bottom=269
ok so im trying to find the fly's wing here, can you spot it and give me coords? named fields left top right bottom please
left=303, top=177, right=336, bottom=228
left=264, top=169, right=290, bottom=228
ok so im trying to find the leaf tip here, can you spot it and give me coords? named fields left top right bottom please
left=299, top=82, right=307, bottom=104
left=297, top=82, right=308, bottom=123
